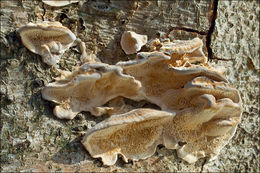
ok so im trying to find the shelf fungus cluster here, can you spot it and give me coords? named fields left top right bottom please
left=42, top=37, right=242, bottom=165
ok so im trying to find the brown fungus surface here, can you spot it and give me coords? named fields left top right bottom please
left=82, top=91, right=241, bottom=165
left=42, top=63, right=142, bottom=119
left=82, top=108, right=174, bottom=166
left=120, top=31, right=148, bottom=55
left=18, top=21, right=76, bottom=65
left=80, top=38, right=242, bottom=165
left=116, top=44, right=227, bottom=111
left=42, top=37, right=242, bottom=165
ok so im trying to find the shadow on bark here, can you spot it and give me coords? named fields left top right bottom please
left=51, top=136, right=92, bottom=165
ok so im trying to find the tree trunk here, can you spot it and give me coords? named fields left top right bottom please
left=0, top=0, right=259, bottom=172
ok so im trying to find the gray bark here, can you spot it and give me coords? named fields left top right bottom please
left=0, top=0, right=259, bottom=172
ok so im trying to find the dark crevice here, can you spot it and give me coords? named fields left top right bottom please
left=206, top=0, right=219, bottom=60
left=42, top=3, right=46, bottom=21
left=169, top=26, right=207, bottom=35
left=59, top=13, right=68, bottom=23
left=200, top=158, right=207, bottom=173
left=211, top=57, right=233, bottom=61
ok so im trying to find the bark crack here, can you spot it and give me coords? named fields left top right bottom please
left=211, top=57, right=234, bottom=61
left=169, top=27, right=207, bottom=35
left=166, top=0, right=219, bottom=61
left=206, top=0, right=219, bottom=60
left=200, top=158, right=207, bottom=173
left=42, top=3, right=46, bottom=21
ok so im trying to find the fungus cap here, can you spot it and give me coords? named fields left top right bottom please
left=18, top=21, right=76, bottom=65
left=41, top=62, right=142, bottom=119
left=82, top=108, right=174, bottom=166
left=120, top=31, right=148, bottom=55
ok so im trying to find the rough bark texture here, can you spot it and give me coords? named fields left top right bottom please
left=0, top=0, right=259, bottom=172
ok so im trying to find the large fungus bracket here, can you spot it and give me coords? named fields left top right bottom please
left=42, top=37, right=242, bottom=165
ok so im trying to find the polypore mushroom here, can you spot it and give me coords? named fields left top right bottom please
left=148, top=37, right=207, bottom=64
left=80, top=38, right=242, bottom=165
left=82, top=88, right=241, bottom=165
left=117, top=51, right=227, bottom=111
left=41, top=37, right=242, bottom=164
left=163, top=93, right=242, bottom=163
left=160, top=37, right=204, bottom=54
left=82, top=108, right=175, bottom=166
left=120, top=31, right=148, bottom=54
left=18, top=21, right=76, bottom=65
left=42, top=0, right=79, bottom=7
left=159, top=76, right=240, bottom=112
left=41, top=63, right=142, bottom=119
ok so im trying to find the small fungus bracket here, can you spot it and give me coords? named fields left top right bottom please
left=18, top=21, right=76, bottom=65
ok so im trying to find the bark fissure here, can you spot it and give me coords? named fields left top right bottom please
left=200, top=158, right=207, bottom=173
left=211, top=57, right=234, bottom=61
left=169, top=26, right=207, bottom=35
left=42, top=3, right=46, bottom=21
left=206, top=0, right=219, bottom=60
left=167, top=0, right=219, bottom=61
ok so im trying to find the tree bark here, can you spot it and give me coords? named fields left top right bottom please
left=0, top=0, right=259, bottom=172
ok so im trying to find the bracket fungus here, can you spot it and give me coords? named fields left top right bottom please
left=82, top=92, right=241, bottom=165
left=148, top=37, right=207, bottom=64
left=42, top=63, right=142, bottom=119
left=18, top=21, right=76, bottom=65
left=42, top=37, right=242, bottom=164
left=117, top=50, right=228, bottom=112
left=42, top=0, right=79, bottom=7
left=120, top=31, right=148, bottom=55
left=82, top=108, right=175, bottom=166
